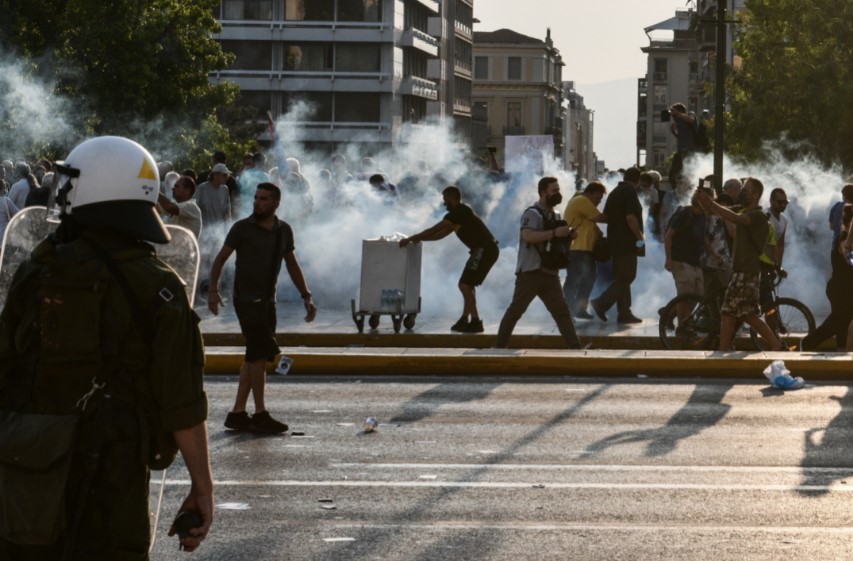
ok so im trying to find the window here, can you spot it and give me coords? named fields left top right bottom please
left=474, top=56, right=488, bottom=79
left=236, top=91, right=271, bottom=118
left=507, top=101, right=521, bottom=127
left=654, top=58, right=667, bottom=73
left=222, top=0, right=272, bottom=20
left=653, top=85, right=667, bottom=108
left=508, top=57, right=521, bottom=80
left=284, top=45, right=333, bottom=71
left=285, top=0, right=334, bottom=20
left=336, top=45, right=381, bottom=72
left=220, top=40, right=272, bottom=70
left=338, top=0, right=382, bottom=22
left=283, top=92, right=333, bottom=121
left=335, top=93, right=380, bottom=122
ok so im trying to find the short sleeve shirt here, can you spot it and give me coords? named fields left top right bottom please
left=168, top=199, right=202, bottom=239
left=225, top=216, right=295, bottom=302
left=604, top=182, right=643, bottom=255
left=668, top=207, right=705, bottom=266
left=443, top=203, right=496, bottom=250
left=516, top=204, right=546, bottom=273
left=732, top=208, right=769, bottom=274
left=565, top=194, right=601, bottom=252
left=194, top=181, right=231, bottom=233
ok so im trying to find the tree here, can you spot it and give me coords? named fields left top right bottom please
left=0, top=0, right=248, bottom=162
left=728, top=0, right=853, bottom=168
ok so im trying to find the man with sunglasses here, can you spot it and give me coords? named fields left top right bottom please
left=767, top=188, right=789, bottom=270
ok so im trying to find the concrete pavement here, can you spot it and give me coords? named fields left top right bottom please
left=197, top=301, right=851, bottom=379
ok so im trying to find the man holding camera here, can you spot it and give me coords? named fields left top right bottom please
left=496, top=176, right=584, bottom=349
left=666, top=103, right=697, bottom=185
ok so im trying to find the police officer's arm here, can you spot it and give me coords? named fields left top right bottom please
left=169, top=422, right=214, bottom=552
left=283, top=250, right=317, bottom=322
left=207, top=245, right=234, bottom=315
left=400, top=220, right=454, bottom=246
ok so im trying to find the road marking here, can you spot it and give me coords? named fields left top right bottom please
left=328, top=462, right=853, bottom=475
left=163, top=480, right=853, bottom=492
left=326, top=522, right=853, bottom=535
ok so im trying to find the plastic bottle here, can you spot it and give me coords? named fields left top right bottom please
left=363, top=416, right=379, bottom=432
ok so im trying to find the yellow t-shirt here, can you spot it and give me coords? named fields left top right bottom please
left=565, top=194, right=602, bottom=252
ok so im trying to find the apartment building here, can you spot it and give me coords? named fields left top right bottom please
left=563, top=81, right=596, bottom=181
left=637, top=1, right=744, bottom=169
left=471, top=28, right=565, bottom=165
left=209, top=0, right=474, bottom=153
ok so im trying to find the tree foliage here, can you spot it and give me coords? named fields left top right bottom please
left=0, top=0, right=254, bottom=167
left=728, top=0, right=853, bottom=167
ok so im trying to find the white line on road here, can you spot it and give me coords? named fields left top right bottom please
left=329, top=462, right=853, bottom=475
left=160, top=479, right=853, bottom=492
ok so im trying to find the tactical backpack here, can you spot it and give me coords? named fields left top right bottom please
left=526, top=205, right=572, bottom=269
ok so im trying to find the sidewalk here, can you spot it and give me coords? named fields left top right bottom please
left=198, top=301, right=851, bottom=379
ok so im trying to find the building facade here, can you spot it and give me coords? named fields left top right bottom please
left=637, top=1, right=745, bottom=170
left=562, top=81, right=596, bottom=181
left=209, top=0, right=474, bottom=153
left=471, top=28, right=565, bottom=165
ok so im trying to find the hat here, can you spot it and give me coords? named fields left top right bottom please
left=211, top=163, right=232, bottom=175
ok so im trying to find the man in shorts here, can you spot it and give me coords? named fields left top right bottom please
left=400, top=186, right=499, bottom=333
left=664, top=191, right=706, bottom=333
left=208, top=182, right=317, bottom=433
left=697, top=177, right=786, bottom=351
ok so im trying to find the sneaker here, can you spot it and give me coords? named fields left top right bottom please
left=224, top=411, right=252, bottom=431
left=589, top=299, right=607, bottom=322
left=450, top=317, right=469, bottom=332
left=574, top=310, right=594, bottom=320
left=617, top=314, right=643, bottom=324
left=249, top=411, right=289, bottom=434
left=461, top=319, right=484, bottom=333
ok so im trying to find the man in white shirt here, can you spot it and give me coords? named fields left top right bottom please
left=158, top=175, right=202, bottom=238
left=767, top=187, right=789, bottom=268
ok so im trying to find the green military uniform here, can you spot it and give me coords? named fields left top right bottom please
left=0, top=227, right=207, bottom=560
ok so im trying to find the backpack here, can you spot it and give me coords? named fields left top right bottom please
left=694, top=119, right=711, bottom=153
left=526, top=205, right=571, bottom=269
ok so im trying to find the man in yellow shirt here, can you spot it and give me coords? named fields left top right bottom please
left=563, top=181, right=607, bottom=318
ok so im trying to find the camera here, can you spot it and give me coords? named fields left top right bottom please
left=697, top=178, right=712, bottom=195
left=660, top=109, right=671, bottom=122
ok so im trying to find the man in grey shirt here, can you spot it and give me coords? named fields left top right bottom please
left=496, top=176, right=584, bottom=349
left=195, top=162, right=232, bottom=288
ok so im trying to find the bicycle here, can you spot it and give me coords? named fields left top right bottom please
left=658, top=268, right=815, bottom=351
left=749, top=268, right=816, bottom=350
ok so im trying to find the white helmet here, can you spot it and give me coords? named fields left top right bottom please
left=56, top=136, right=170, bottom=243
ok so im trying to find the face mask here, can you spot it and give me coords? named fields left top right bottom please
left=546, top=193, right=562, bottom=207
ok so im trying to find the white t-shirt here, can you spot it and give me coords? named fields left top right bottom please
left=768, top=211, right=788, bottom=242
left=165, top=199, right=202, bottom=239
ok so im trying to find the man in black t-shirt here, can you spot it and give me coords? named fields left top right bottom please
left=208, top=183, right=317, bottom=434
left=591, top=167, right=646, bottom=324
left=400, top=186, right=499, bottom=333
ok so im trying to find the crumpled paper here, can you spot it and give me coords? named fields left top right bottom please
left=762, top=360, right=805, bottom=390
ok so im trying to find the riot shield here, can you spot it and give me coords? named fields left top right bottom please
left=0, top=207, right=56, bottom=309
left=156, top=225, right=200, bottom=307
left=1, top=212, right=200, bottom=309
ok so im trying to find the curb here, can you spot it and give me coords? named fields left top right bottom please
left=204, top=347, right=853, bottom=379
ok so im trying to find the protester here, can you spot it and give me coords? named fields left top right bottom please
left=667, top=103, right=697, bottom=185
left=195, top=162, right=233, bottom=291
left=829, top=183, right=853, bottom=249
left=8, top=162, right=38, bottom=209
left=664, top=191, right=706, bottom=331
left=496, top=176, right=583, bottom=349
left=697, top=177, right=787, bottom=351
left=591, top=167, right=645, bottom=324
left=400, top=186, right=499, bottom=333
left=0, top=179, right=19, bottom=240
left=158, top=175, right=203, bottom=238
left=208, top=182, right=317, bottom=434
left=563, top=180, right=607, bottom=319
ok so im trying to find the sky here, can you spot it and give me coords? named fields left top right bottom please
left=474, top=0, right=693, bottom=169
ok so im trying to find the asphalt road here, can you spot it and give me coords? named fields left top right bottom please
left=150, top=375, right=853, bottom=560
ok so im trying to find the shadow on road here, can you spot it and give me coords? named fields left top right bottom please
left=581, top=382, right=733, bottom=458
left=799, top=387, right=853, bottom=496
left=388, top=382, right=501, bottom=424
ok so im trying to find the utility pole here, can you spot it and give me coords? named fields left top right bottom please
left=713, top=2, right=727, bottom=192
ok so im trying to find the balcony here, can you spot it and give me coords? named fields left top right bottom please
left=400, top=76, right=439, bottom=100
left=453, top=98, right=471, bottom=114
left=503, top=126, right=526, bottom=136
left=427, top=16, right=443, bottom=38
left=453, top=58, right=472, bottom=77
left=426, top=59, right=443, bottom=80
left=653, top=71, right=668, bottom=82
left=399, top=27, right=439, bottom=57
left=411, top=0, right=440, bottom=14
left=455, top=19, right=472, bottom=39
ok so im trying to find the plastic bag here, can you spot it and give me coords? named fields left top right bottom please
left=762, top=360, right=805, bottom=390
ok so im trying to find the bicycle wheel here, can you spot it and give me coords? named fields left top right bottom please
left=659, top=293, right=718, bottom=350
left=749, top=297, right=816, bottom=350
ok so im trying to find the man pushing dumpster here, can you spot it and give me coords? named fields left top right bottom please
left=400, top=186, right=499, bottom=333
